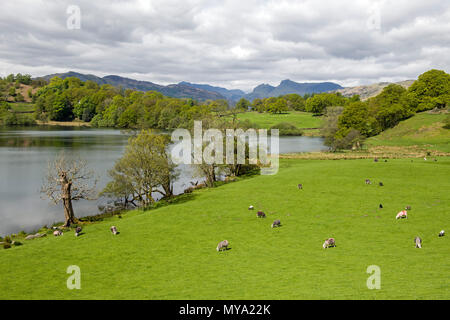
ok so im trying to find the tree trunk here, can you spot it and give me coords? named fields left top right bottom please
left=61, top=176, right=76, bottom=227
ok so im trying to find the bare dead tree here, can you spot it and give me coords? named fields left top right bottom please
left=41, top=152, right=97, bottom=227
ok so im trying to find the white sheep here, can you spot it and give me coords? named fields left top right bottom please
left=110, top=226, right=118, bottom=235
left=439, top=230, right=445, bottom=237
left=216, top=240, right=229, bottom=252
left=414, top=236, right=422, bottom=248
left=323, top=238, right=336, bottom=249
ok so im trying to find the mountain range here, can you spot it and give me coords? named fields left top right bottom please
left=37, top=71, right=345, bottom=103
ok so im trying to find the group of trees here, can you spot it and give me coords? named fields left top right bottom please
left=43, top=128, right=259, bottom=226
left=33, top=76, right=223, bottom=129
left=321, top=69, right=450, bottom=151
left=100, top=130, right=179, bottom=207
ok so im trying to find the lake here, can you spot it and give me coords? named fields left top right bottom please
left=0, top=126, right=328, bottom=236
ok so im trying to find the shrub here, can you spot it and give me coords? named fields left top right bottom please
left=3, top=243, right=11, bottom=250
left=270, top=122, right=303, bottom=136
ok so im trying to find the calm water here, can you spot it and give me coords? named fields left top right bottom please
left=0, top=126, right=327, bottom=236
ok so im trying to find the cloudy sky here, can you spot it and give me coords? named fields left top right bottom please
left=1, top=0, right=449, bottom=91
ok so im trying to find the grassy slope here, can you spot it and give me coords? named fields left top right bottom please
left=367, top=112, right=450, bottom=153
left=237, top=111, right=322, bottom=130
left=1, top=158, right=449, bottom=299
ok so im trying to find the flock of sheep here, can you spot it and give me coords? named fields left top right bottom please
left=44, top=157, right=445, bottom=254
left=216, top=162, right=446, bottom=252
left=51, top=225, right=119, bottom=237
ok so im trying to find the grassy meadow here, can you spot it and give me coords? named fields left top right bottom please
left=237, top=111, right=322, bottom=135
left=367, top=112, right=450, bottom=153
left=1, top=157, right=449, bottom=299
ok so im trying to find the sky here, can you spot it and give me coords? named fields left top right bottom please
left=0, top=0, right=449, bottom=92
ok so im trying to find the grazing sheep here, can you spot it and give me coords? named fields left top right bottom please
left=216, top=240, right=229, bottom=252
left=248, top=205, right=254, bottom=210
left=405, top=205, right=411, bottom=210
left=53, top=230, right=63, bottom=237
left=414, top=236, right=422, bottom=248
left=110, top=226, right=118, bottom=235
left=75, top=227, right=82, bottom=237
left=396, top=210, right=408, bottom=219
left=256, top=211, right=266, bottom=218
left=271, top=220, right=281, bottom=228
left=297, top=184, right=303, bottom=190
left=379, top=182, right=384, bottom=186
left=323, top=238, right=336, bottom=249
left=439, top=230, right=445, bottom=237
left=365, top=179, right=371, bottom=185
left=374, top=158, right=378, bottom=162
left=424, top=157, right=427, bottom=161
left=379, top=204, right=383, bottom=209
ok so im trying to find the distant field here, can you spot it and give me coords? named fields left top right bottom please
left=366, top=112, right=450, bottom=153
left=10, top=103, right=35, bottom=113
left=237, top=111, right=323, bottom=130
left=1, top=158, right=449, bottom=299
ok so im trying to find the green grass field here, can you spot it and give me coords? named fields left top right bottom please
left=237, top=111, right=323, bottom=130
left=367, top=112, right=450, bottom=153
left=1, top=158, right=449, bottom=299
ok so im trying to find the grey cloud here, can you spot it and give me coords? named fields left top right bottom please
left=0, top=0, right=448, bottom=91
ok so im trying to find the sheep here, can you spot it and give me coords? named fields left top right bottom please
left=365, top=179, right=371, bottom=185
left=216, top=240, right=229, bottom=252
left=53, top=230, right=63, bottom=237
left=297, top=184, right=303, bottom=190
left=379, top=182, right=384, bottom=186
left=379, top=204, right=383, bottom=209
left=75, top=227, right=82, bottom=237
left=405, top=205, right=412, bottom=210
left=396, top=210, right=408, bottom=219
left=248, top=205, right=254, bottom=210
left=414, top=236, right=422, bottom=248
left=323, top=238, right=336, bottom=249
left=256, top=211, right=266, bottom=218
left=439, top=230, right=445, bottom=237
left=110, top=226, right=118, bottom=235
left=374, top=158, right=379, bottom=162
left=271, top=220, right=281, bottom=228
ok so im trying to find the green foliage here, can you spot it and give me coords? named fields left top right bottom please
left=103, top=130, right=179, bottom=206
left=283, top=93, right=306, bottom=111
left=444, top=114, right=450, bottom=129
left=408, top=69, right=450, bottom=111
left=235, top=98, right=250, bottom=111
left=269, top=122, right=303, bottom=136
left=267, top=98, right=288, bottom=114
left=305, top=93, right=346, bottom=115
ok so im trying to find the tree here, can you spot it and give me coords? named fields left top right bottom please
left=408, top=69, right=450, bottom=111
left=267, top=98, right=288, bottom=114
left=41, top=153, right=97, bottom=227
left=320, top=106, right=344, bottom=151
left=236, top=98, right=250, bottom=111
left=102, top=130, right=178, bottom=206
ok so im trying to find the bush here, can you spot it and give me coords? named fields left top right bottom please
left=270, top=122, right=303, bottom=136
left=3, top=243, right=11, bottom=249
left=444, top=115, right=450, bottom=129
